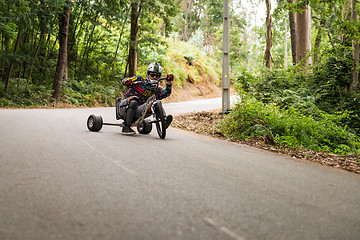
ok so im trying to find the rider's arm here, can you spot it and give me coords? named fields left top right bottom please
left=156, top=74, right=174, bottom=99
left=122, top=76, right=141, bottom=86
left=165, top=74, right=174, bottom=85
left=122, top=76, right=146, bottom=102
left=156, top=82, right=172, bottom=100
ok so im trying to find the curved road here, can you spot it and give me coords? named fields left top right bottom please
left=0, top=98, right=359, bottom=240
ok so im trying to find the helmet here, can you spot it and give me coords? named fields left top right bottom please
left=146, top=63, right=162, bottom=79
left=145, top=62, right=163, bottom=90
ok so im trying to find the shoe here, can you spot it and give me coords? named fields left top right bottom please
left=165, top=115, right=173, bottom=129
left=122, top=125, right=136, bottom=135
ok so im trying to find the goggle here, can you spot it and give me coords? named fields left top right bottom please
left=149, top=73, right=160, bottom=78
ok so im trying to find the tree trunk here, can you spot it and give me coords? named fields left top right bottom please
left=265, top=0, right=273, bottom=69
left=296, top=4, right=311, bottom=67
left=53, top=1, right=71, bottom=101
left=288, top=0, right=297, bottom=66
left=113, top=7, right=130, bottom=65
left=128, top=1, right=141, bottom=77
left=314, top=18, right=326, bottom=65
left=26, top=32, right=46, bottom=89
left=17, top=63, right=22, bottom=90
left=284, top=17, right=288, bottom=69
left=350, top=0, right=359, bottom=92
left=4, top=27, right=21, bottom=91
left=181, top=0, right=192, bottom=41
left=80, top=11, right=99, bottom=69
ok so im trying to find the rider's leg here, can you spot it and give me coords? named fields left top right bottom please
left=122, top=99, right=138, bottom=135
left=165, top=115, right=173, bottom=129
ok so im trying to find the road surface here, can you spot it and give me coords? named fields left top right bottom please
left=0, top=98, right=359, bottom=240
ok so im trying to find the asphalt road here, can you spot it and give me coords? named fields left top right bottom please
left=0, top=98, right=359, bottom=240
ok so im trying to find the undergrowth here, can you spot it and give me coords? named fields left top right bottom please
left=221, top=48, right=360, bottom=156
left=1, top=39, right=220, bottom=108
left=220, top=93, right=360, bottom=155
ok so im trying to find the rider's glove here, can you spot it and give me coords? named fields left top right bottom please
left=166, top=74, right=174, bottom=82
left=122, top=76, right=137, bottom=86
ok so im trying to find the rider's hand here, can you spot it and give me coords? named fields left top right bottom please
left=122, top=76, right=137, bottom=86
left=166, top=74, right=174, bottom=83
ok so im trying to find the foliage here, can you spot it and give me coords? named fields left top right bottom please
left=0, top=38, right=220, bottom=108
left=228, top=44, right=360, bottom=155
left=220, top=93, right=360, bottom=155
left=0, top=79, right=53, bottom=107
left=162, top=39, right=221, bottom=87
left=0, top=0, right=178, bottom=97
left=61, top=79, right=121, bottom=106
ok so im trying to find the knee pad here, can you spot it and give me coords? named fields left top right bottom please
left=128, top=99, right=138, bottom=110
left=115, top=98, right=122, bottom=120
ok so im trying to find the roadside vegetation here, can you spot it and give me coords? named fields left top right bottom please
left=0, top=38, right=221, bottom=108
left=0, top=0, right=359, bottom=157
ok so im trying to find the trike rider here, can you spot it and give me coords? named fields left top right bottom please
left=116, top=62, right=174, bottom=135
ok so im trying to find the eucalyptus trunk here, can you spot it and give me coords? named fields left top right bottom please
left=265, top=0, right=273, bottom=69
left=53, top=1, right=71, bottom=101
left=284, top=18, right=288, bottom=69
left=128, top=1, right=141, bottom=77
left=26, top=32, right=46, bottom=89
left=4, top=27, right=21, bottom=91
left=181, top=0, right=192, bottom=41
left=296, top=4, right=311, bottom=68
left=350, top=0, right=359, bottom=92
left=314, top=19, right=326, bottom=65
left=288, top=0, right=297, bottom=65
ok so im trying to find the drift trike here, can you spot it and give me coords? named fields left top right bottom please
left=87, top=78, right=170, bottom=139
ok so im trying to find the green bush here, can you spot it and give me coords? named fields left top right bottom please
left=220, top=94, right=360, bottom=155
left=62, top=79, right=121, bottom=106
left=0, top=80, right=53, bottom=108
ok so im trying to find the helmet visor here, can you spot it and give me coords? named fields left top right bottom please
left=149, top=72, right=160, bottom=79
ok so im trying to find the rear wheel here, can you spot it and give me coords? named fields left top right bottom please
left=153, top=101, right=166, bottom=139
left=137, top=119, right=152, bottom=134
left=87, top=115, right=103, bottom=132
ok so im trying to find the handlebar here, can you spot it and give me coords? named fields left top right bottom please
left=132, top=77, right=167, bottom=85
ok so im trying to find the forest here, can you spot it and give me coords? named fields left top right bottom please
left=0, top=0, right=359, bottom=155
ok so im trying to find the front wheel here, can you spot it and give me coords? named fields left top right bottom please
left=153, top=101, right=166, bottom=139
left=87, top=114, right=103, bottom=132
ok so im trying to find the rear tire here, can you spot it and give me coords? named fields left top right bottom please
left=137, top=119, right=152, bottom=134
left=87, top=115, right=103, bottom=132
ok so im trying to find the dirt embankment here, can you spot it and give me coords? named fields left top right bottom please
left=163, top=79, right=222, bottom=103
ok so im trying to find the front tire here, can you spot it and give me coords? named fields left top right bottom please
left=87, top=115, right=103, bottom=132
left=153, top=101, right=166, bottom=139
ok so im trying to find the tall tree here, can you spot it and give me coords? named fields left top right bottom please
left=53, top=1, right=71, bottom=101
left=350, top=0, right=359, bottom=92
left=313, top=18, right=326, bottom=64
left=180, top=0, right=193, bottom=41
left=287, top=0, right=296, bottom=65
left=284, top=17, right=288, bottom=69
left=296, top=3, right=311, bottom=67
left=26, top=32, right=46, bottom=89
left=265, top=0, right=273, bottom=69
left=128, top=0, right=141, bottom=77
left=4, top=27, right=21, bottom=91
